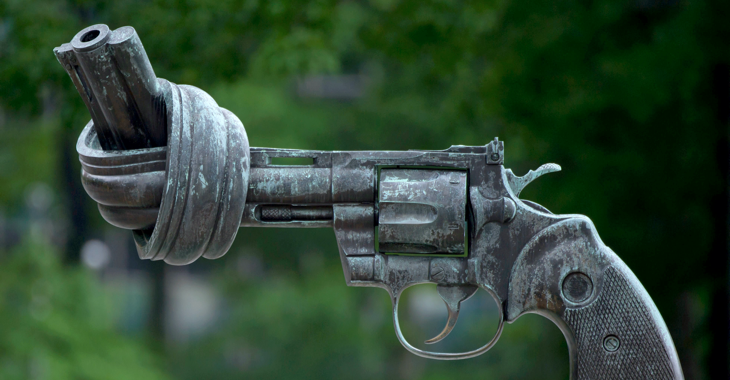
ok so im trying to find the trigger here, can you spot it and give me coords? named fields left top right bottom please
left=425, top=285, right=478, bottom=344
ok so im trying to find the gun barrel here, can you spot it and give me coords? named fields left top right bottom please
left=55, top=24, right=166, bottom=150
left=248, top=167, right=332, bottom=204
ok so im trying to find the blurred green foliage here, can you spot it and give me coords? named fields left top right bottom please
left=0, top=0, right=727, bottom=378
left=172, top=249, right=568, bottom=380
left=0, top=120, right=58, bottom=210
left=0, top=237, right=168, bottom=380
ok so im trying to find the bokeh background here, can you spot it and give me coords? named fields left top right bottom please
left=0, top=0, right=728, bottom=379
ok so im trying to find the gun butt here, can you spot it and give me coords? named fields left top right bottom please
left=54, top=24, right=166, bottom=150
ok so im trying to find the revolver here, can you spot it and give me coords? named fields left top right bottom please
left=55, top=24, right=683, bottom=379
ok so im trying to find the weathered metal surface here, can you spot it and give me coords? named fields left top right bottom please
left=378, top=169, right=466, bottom=254
left=60, top=24, right=250, bottom=265
left=247, top=167, right=331, bottom=204
left=55, top=24, right=166, bottom=150
left=485, top=137, right=504, bottom=165
left=562, top=272, right=594, bottom=303
left=58, top=24, right=684, bottom=379
left=260, top=205, right=333, bottom=221
left=131, top=83, right=250, bottom=264
left=333, top=204, right=376, bottom=257
left=505, top=163, right=562, bottom=196
left=240, top=203, right=333, bottom=228
left=76, top=124, right=165, bottom=230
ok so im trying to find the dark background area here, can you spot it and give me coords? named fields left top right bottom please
left=0, top=0, right=727, bottom=379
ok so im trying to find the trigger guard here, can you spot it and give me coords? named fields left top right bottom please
left=391, top=285, right=505, bottom=360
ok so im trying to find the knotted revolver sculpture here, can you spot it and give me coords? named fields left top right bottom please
left=55, top=25, right=683, bottom=379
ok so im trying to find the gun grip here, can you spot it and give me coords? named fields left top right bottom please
left=507, top=217, right=683, bottom=380
left=562, top=262, right=682, bottom=379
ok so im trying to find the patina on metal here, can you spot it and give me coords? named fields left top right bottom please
left=378, top=168, right=467, bottom=255
left=55, top=24, right=685, bottom=380
left=57, top=24, right=250, bottom=264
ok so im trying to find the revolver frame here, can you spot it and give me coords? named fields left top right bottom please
left=58, top=23, right=684, bottom=378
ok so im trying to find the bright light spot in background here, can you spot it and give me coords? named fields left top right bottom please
left=408, top=284, right=445, bottom=324
left=401, top=284, right=501, bottom=353
left=25, top=182, right=53, bottom=212
left=81, top=239, right=111, bottom=270
left=166, top=271, right=220, bottom=342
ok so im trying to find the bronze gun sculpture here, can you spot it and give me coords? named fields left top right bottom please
left=55, top=24, right=683, bottom=379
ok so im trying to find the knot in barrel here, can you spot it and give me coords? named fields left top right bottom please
left=77, top=80, right=250, bottom=265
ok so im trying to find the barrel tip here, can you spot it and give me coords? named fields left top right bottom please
left=107, top=26, right=137, bottom=44
left=53, top=42, right=72, bottom=55
left=53, top=43, right=74, bottom=65
left=71, top=24, right=111, bottom=52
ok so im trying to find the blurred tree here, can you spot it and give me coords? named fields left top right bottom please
left=0, top=0, right=102, bottom=263
left=0, top=238, right=169, bottom=380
